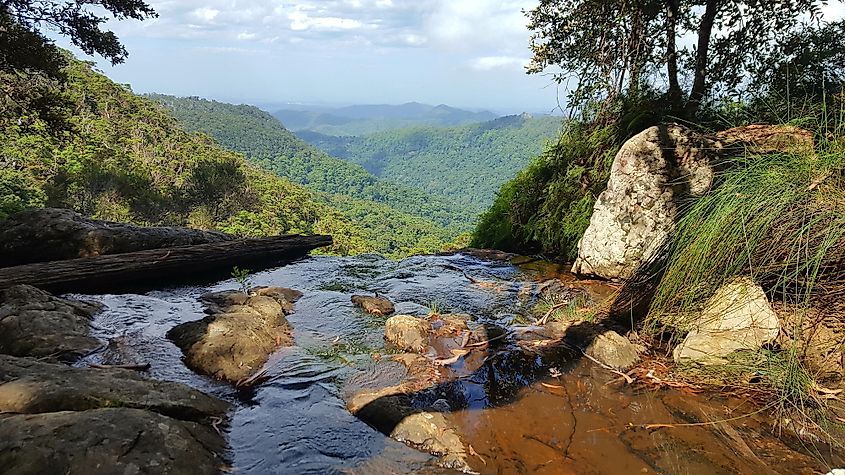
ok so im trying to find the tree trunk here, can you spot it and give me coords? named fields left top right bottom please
left=685, top=0, right=720, bottom=117
left=664, top=0, right=682, bottom=112
left=0, top=234, right=333, bottom=293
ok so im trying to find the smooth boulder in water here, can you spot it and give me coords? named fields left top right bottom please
left=167, top=288, right=298, bottom=384
left=352, top=294, right=395, bottom=316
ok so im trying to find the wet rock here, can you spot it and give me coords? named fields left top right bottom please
left=0, top=408, right=227, bottom=474
left=255, top=286, right=303, bottom=303
left=0, top=355, right=229, bottom=419
left=344, top=355, right=469, bottom=472
left=573, top=124, right=719, bottom=281
left=541, top=321, right=577, bottom=339
left=673, top=278, right=780, bottom=364
left=167, top=288, right=296, bottom=384
left=0, top=285, right=101, bottom=362
left=0, top=208, right=231, bottom=267
left=385, top=315, right=431, bottom=353
left=391, top=411, right=469, bottom=471
left=352, top=295, right=395, bottom=316
left=586, top=330, right=641, bottom=371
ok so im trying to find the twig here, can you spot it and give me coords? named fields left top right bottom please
left=465, top=331, right=512, bottom=348
left=639, top=404, right=773, bottom=430
left=534, top=302, right=570, bottom=326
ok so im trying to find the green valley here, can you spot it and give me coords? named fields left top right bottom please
left=150, top=95, right=476, bottom=234
left=0, top=57, right=464, bottom=257
left=273, top=102, right=497, bottom=136
left=297, top=114, right=563, bottom=214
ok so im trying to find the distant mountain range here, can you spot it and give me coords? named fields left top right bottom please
left=274, top=102, right=498, bottom=136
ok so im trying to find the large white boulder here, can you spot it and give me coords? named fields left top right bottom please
left=572, top=124, right=717, bottom=281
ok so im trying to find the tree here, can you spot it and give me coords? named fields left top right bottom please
left=526, top=0, right=830, bottom=118
left=1, top=1, right=156, bottom=134
left=1, top=0, right=157, bottom=77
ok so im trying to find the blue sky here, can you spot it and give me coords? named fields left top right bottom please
left=52, top=1, right=845, bottom=115
left=53, top=0, right=563, bottom=114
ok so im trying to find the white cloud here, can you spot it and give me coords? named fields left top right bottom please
left=288, top=10, right=364, bottom=31
left=191, top=7, right=219, bottom=23
left=236, top=32, right=256, bottom=41
left=425, top=0, right=534, bottom=50
left=470, top=55, right=526, bottom=71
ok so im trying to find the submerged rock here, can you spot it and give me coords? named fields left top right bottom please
left=0, top=285, right=101, bottom=361
left=0, top=208, right=231, bottom=267
left=673, top=278, right=780, bottom=364
left=385, top=315, right=431, bottom=353
left=344, top=355, right=470, bottom=472
left=391, top=411, right=469, bottom=471
left=0, top=408, right=227, bottom=475
left=352, top=294, right=395, bottom=316
left=167, top=288, right=297, bottom=384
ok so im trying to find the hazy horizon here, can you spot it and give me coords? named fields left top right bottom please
left=50, top=1, right=569, bottom=115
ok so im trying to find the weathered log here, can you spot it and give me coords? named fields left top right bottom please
left=0, top=234, right=332, bottom=293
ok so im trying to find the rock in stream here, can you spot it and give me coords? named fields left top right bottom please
left=167, top=287, right=298, bottom=384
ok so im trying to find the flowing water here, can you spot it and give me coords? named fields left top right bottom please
left=72, top=253, right=841, bottom=474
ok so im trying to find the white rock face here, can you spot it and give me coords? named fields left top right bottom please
left=572, top=124, right=718, bottom=281
left=673, top=278, right=780, bottom=364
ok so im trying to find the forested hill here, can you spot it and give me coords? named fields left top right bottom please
left=150, top=95, right=476, bottom=230
left=273, top=102, right=497, bottom=136
left=297, top=114, right=563, bottom=214
left=0, top=56, right=462, bottom=257
left=0, top=57, right=366, bottom=254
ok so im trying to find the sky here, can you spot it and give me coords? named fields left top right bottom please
left=52, top=0, right=563, bottom=114
left=52, top=0, right=845, bottom=115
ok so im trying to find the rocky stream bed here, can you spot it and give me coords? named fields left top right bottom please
left=2, top=251, right=843, bottom=474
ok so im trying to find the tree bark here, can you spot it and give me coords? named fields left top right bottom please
left=664, top=0, right=682, bottom=112
left=685, top=0, right=720, bottom=117
left=0, top=234, right=332, bottom=293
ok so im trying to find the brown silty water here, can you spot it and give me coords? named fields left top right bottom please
left=74, top=252, right=843, bottom=474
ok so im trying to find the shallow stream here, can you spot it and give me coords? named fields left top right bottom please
left=73, top=253, right=839, bottom=474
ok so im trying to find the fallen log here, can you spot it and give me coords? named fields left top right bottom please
left=0, top=234, right=332, bottom=293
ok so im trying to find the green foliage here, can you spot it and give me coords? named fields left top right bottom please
left=0, top=167, right=46, bottom=221
left=646, top=130, right=845, bottom=334
left=149, top=94, right=475, bottom=231
left=472, top=122, right=620, bottom=260
left=231, top=266, right=252, bottom=294
left=1, top=1, right=157, bottom=75
left=526, top=0, right=831, bottom=117
left=0, top=55, right=375, bottom=255
left=300, top=114, right=563, bottom=215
